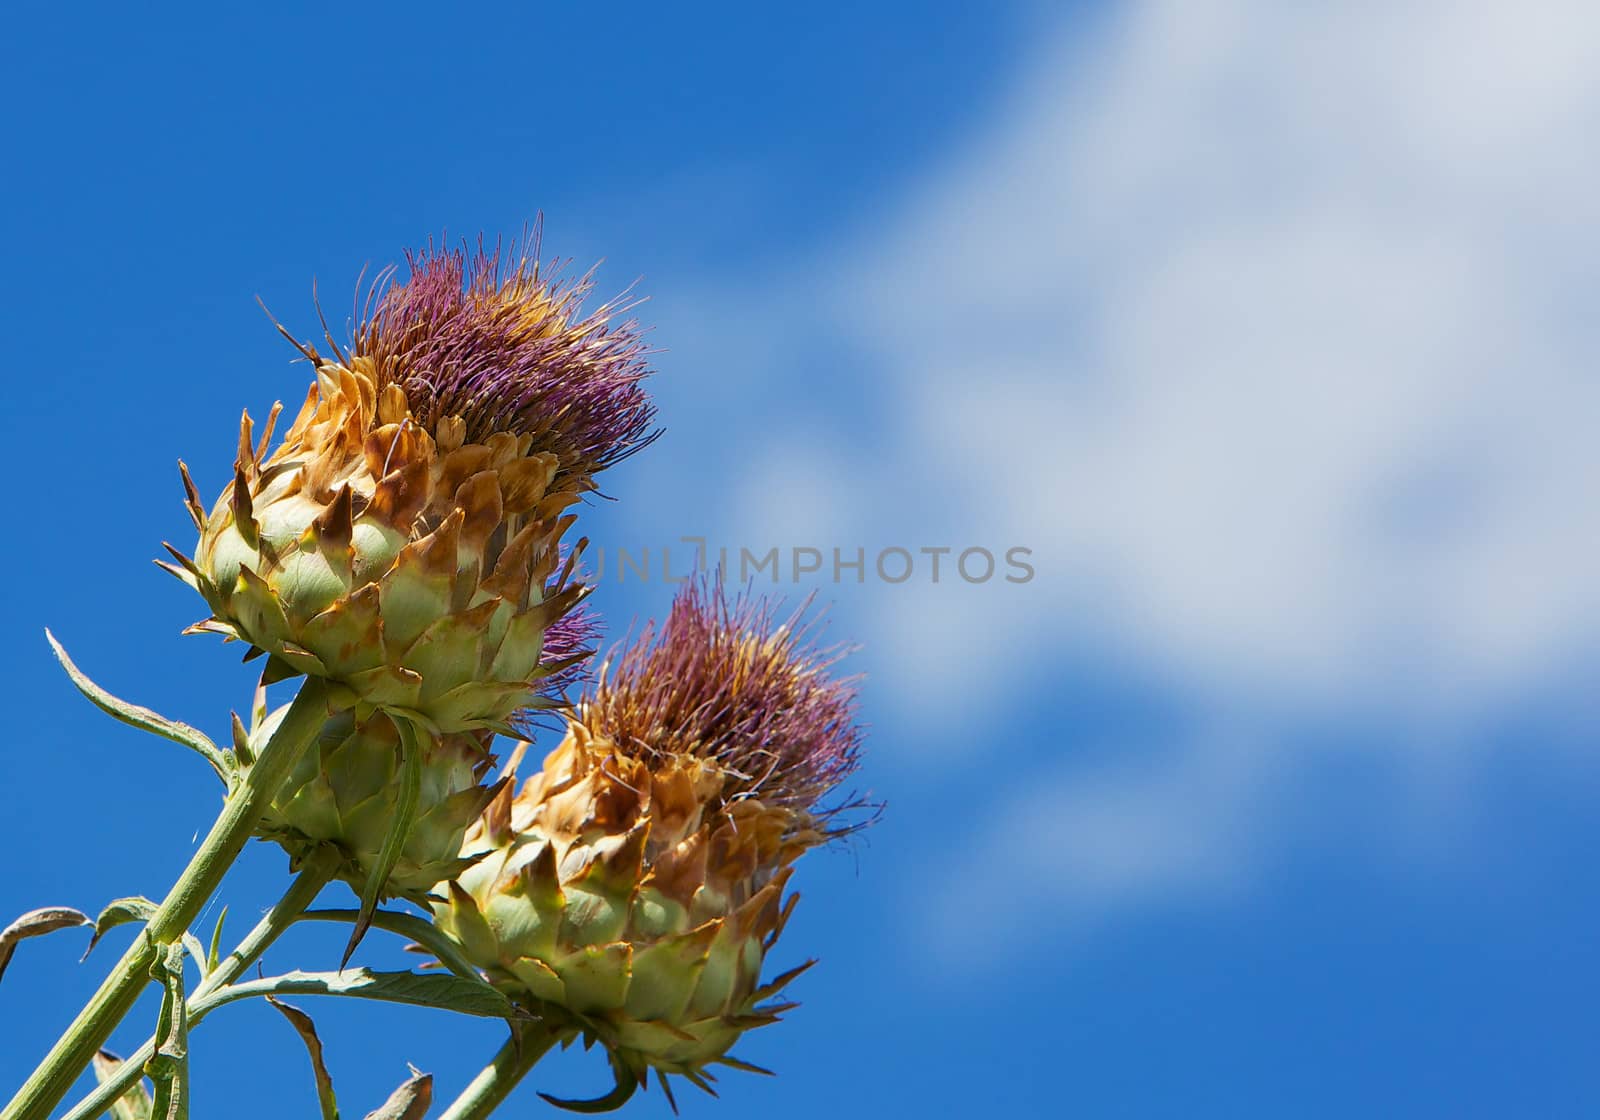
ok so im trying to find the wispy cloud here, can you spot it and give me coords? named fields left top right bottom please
left=636, top=0, right=1600, bottom=938
left=820, top=0, right=1600, bottom=722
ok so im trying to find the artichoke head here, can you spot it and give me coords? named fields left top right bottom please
left=169, top=358, right=587, bottom=734
left=255, top=706, right=504, bottom=902
left=433, top=724, right=821, bottom=1080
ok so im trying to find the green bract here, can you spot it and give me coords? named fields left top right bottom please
left=257, top=708, right=505, bottom=903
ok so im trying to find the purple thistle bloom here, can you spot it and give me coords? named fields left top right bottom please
left=581, top=578, right=869, bottom=824
left=354, top=225, right=659, bottom=483
left=536, top=599, right=602, bottom=701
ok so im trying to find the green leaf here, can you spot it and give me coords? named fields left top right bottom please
left=361, top=1068, right=431, bottom=1120
left=92, top=1051, right=154, bottom=1120
left=538, top=1048, right=640, bottom=1114
left=268, top=998, right=340, bottom=1120
left=343, top=718, right=425, bottom=967
left=205, top=908, right=228, bottom=976
left=192, top=968, right=515, bottom=1023
left=297, top=909, right=485, bottom=985
left=146, top=942, right=190, bottom=1120
left=0, top=906, right=91, bottom=982
left=230, top=712, right=254, bottom=767
left=46, top=630, right=234, bottom=786
left=84, top=897, right=158, bottom=959
left=85, top=898, right=209, bottom=978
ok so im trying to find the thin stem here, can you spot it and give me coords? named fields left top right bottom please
left=437, top=1029, right=562, bottom=1120
left=3, top=679, right=335, bottom=1120
left=200, top=846, right=342, bottom=999
left=59, top=846, right=343, bottom=1120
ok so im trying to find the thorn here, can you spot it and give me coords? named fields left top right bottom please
left=657, top=1070, right=679, bottom=1115
left=255, top=401, right=283, bottom=464
left=715, top=1054, right=776, bottom=1077
left=679, top=1067, right=718, bottom=1097
left=161, top=542, right=202, bottom=577
left=178, top=461, right=205, bottom=529
left=236, top=409, right=256, bottom=477
left=312, top=277, right=349, bottom=365
left=256, top=294, right=319, bottom=363
left=153, top=559, right=193, bottom=586
left=231, top=465, right=258, bottom=547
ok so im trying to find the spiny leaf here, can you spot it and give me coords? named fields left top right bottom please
left=0, top=906, right=91, bottom=982
left=539, top=1049, right=639, bottom=1114
left=84, top=897, right=157, bottom=959
left=298, top=909, right=485, bottom=984
left=268, top=998, right=340, bottom=1120
left=92, top=1051, right=154, bottom=1120
left=361, top=1068, right=432, bottom=1120
left=46, top=630, right=233, bottom=785
left=343, top=719, right=425, bottom=966
left=192, top=968, right=515, bottom=1022
left=84, top=899, right=209, bottom=977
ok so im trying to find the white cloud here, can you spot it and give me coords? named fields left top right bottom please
left=638, top=0, right=1600, bottom=938
left=729, top=0, right=1600, bottom=722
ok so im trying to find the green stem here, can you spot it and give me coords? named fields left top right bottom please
left=3, top=679, right=335, bottom=1120
left=58, top=846, right=342, bottom=1120
left=437, top=1029, right=561, bottom=1120
left=200, top=846, right=342, bottom=1000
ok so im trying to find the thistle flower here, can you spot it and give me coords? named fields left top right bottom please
left=432, top=581, right=870, bottom=1098
left=256, top=607, right=599, bottom=902
left=165, top=232, right=654, bottom=735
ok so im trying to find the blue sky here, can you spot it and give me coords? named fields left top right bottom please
left=4, top=2, right=1600, bottom=1117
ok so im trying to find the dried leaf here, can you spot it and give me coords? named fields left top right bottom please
left=0, top=906, right=91, bottom=982
left=361, top=1068, right=432, bottom=1120
left=92, top=1050, right=155, bottom=1120
left=268, top=998, right=340, bottom=1120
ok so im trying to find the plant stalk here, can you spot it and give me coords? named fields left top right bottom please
left=2, top=679, right=335, bottom=1120
left=437, top=1029, right=561, bottom=1120
left=58, top=845, right=342, bottom=1120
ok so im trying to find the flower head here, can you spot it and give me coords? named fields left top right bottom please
left=432, top=580, right=872, bottom=1099
left=168, top=228, right=654, bottom=734
left=355, top=232, right=657, bottom=485
left=581, top=578, right=863, bottom=818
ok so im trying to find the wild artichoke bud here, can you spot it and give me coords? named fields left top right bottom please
left=166, top=234, right=655, bottom=734
left=255, top=608, right=599, bottom=901
left=256, top=710, right=498, bottom=901
left=433, top=581, right=869, bottom=1096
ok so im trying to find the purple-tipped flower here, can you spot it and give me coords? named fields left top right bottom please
left=535, top=598, right=602, bottom=703
left=583, top=578, right=865, bottom=820
left=433, top=579, right=874, bottom=1100
left=355, top=230, right=658, bottom=485
left=167, top=228, right=661, bottom=921
left=176, top=226, right=656, bottom=735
